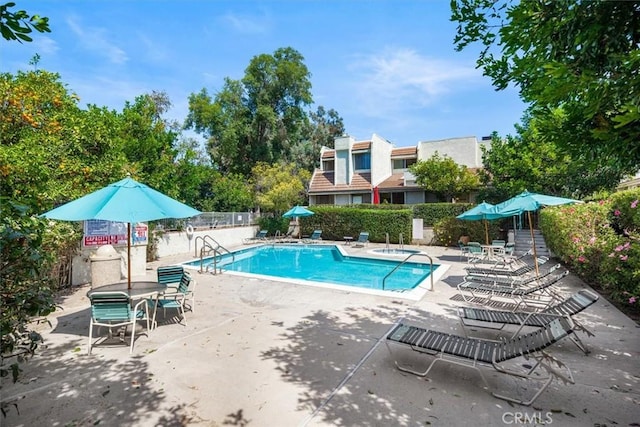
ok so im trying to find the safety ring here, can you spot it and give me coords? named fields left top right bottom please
left=185, top=224, right=195, bottom=239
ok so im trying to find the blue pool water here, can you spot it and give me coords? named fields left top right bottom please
left=182, top=245, right=436, bottom=291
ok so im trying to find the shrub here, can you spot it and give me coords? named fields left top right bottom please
left=540, top=188, right=640, bottom=311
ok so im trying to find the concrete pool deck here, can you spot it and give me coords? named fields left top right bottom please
left=1, top=243, right=638, bottom=426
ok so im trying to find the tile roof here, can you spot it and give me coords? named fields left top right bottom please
left=352, top=141, right=371, bottom=151
left=377, top=173, right=408, bottom=190
left=308, top=171, right=372, bottom=194
left=391, top=147, right=417, bottom=157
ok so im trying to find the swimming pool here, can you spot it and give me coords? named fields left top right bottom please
left=182, top=244, right=443, bottom=298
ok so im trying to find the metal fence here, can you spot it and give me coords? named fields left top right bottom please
left=154, top=212, right=258, bottom=231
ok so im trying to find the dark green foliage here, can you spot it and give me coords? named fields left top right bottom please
left=540, top=189, right=639, bottom=310
left=0, top=199, right=56, bottom=381
left=432, top=217, right=504, bottom=247
left=413, top=203, right=474, bottom=226
left=0, top=2, right=50, bottom=43
left=451, top=0, right=640, bottom=172
left=300, top=206, right=412, bottom=244
left=257, top=215, right=291, bottom=236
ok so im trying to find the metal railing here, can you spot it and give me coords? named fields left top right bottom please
left=382, top=252, right=434, bottom=291
left=154, top=211, right=258, bottom=231
left=194, top=235, right=234, bottom=274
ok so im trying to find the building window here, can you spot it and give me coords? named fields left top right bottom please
left=322, top=160, right=335, bottom=171
left=380, top=192, right=405, bottom=204
left=393, top=158, right=416, bottom=170
left=353, top=153, right=371, bottom=170
left=316, top=195, right=334, bottom=204
left=352, top=195, right=362, bottom=204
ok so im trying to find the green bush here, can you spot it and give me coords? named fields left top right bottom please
left=540, top=188, right=640, bottom=311
left=432, top=217, right=503, bottom=246
left=413, top=203, right=474, bottom=226
left=300, top=206, right=412, bottom=243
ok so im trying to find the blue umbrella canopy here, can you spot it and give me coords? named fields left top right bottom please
left=282, top=205, right=314, bottom=218
left=42, top=177, right=201, bottom=223
left=456, top=201, right=508, bottom=244
left=456, top=201, right=504, bottom=221
left=41, top=176, right=201, bottom=288
left=493, top=191, right=581, bottom=275
left=493, top=190, right=580, bottom=216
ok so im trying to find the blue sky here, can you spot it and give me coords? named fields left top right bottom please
left=4, top=1, right=528, bottom=147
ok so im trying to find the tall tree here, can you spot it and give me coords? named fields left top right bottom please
left=185, top=47, right=314, bottom=176
left=479, top=110, right=629, bottom=202
left=251, top=162, right=311, bottom=213
left=409, top=153, right=480, bottom=202
left=291, top=106, right=345, bottom=172
left=451, top=0, right=640, bottom=173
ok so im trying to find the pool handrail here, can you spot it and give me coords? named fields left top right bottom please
left=382, top=252, right=434, bottom=291
left=195, top=236, right=234, bottom=274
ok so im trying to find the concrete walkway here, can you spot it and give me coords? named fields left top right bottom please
left=1, top=243, right=638, bottom=426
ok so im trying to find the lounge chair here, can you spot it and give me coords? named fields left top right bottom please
left=457, top=269, right=569, bottom=309
left=149, top=272, right=196, bottom=326
left=303, top=229, right=322, bottom=243
left=353, top=232, right=369, bottom=248
left=465, top=251, right=548, bottom=277
left=458, top=289, right=599, bottom=354
left=385, top=316, right=576, bottom=406
left=243, top=229, right=268, bottom=244
left=88, top=291, right=150, bottom=354
left=464, top=263, right=561, bottom=287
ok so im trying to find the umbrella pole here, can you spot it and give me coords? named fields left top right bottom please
left=484, top=220, right=489, bottom=245
left=528, top=211, right=539, bottom=276
left=127, top=223, right=132, bottom=290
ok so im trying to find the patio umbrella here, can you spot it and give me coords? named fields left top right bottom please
left=373, top=186, right=380, bottom=204
left=493, top=191, right=581, bottom=274
left=456, top=201, right=505, bottom=244
left=283, top=205, right=314, bottom=239
left=41, top=176, right=201, bottom=289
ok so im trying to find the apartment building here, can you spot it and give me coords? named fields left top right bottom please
left=308, top=134, right=489, bottom=206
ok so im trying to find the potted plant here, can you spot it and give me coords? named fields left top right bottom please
left=459, top=224, right=470, bottom=245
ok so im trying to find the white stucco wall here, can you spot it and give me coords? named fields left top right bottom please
left=418, top=136, right=482, bottom=168
left=370, top=133, right=394, bottom=186
left=72, top=226, right=257, bottom=286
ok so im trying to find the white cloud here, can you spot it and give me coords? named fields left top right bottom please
left=66, top=15, right=128, bottom=64
left=33, top=36, right=59, bottom=55
left=220, top=11, right=271, bottom=34
left=349, top=47, right=480, bottom=118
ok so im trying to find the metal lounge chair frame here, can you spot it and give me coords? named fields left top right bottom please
left=457, top=270, right=570, bottom=309
left=243, top=229, right=268, bottom=244
left=458, top=289, right=599, bottom=354
left=385, top=316, right=576, bottom=406
left=88, top=291, right=150, bottom=354
left=463, top=263, right=561, bottom=287
left=303, top=229, right=322, bottom=244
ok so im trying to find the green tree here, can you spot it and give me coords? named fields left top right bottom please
left=118, top=91, right=181, bottom=196
left=451, top=0, right=640, bottom=172
left=210, top=172, right=254, bottom=212
left=185, top=47, right=314, bottom=176
left=292, top=106, right=345, bottom=172
left=409, top=153, right=480, bottom=202
left=0, top=2, right=49, bottom=42
left=251, top=162, right=311, bottom=213
left=479, top=112, right=628, bottom=202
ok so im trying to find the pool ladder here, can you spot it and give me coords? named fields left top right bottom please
left=382, top=252, right=434, bottom=292
left=194, top=235, right=234, bottom=275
